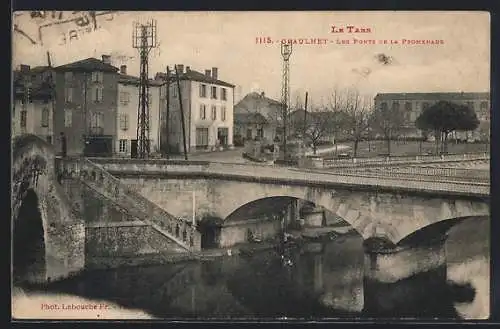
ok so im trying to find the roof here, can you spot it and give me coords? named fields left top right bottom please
left=236, top=92, right=282, bottom=108
left=118, top=74, right=163, bottom=87
left=54, top=57, right=119, bottom=72
left=13, top=66, right=54, bottom=99
left=158, top=69, right=235, bottom=88
left=374, top=92, right=490, bottom=101
left=234, top=112, right=268, bottom=125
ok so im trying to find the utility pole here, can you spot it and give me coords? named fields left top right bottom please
left=280, top=43, right=292, bottom=161
left=165, top=66, right=171, bottom=158
left=174, top=65, right=188, bottom=160
left=303, top=91, right=308, bottom=137
left=132, top=19, right=158, bottom=159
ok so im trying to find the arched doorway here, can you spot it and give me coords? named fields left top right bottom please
left=197, top=217, right=223, bottom=249
left=13, top=188, right=46, bottom=285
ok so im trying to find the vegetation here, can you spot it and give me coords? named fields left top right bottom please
left=416, top=101, right=480, bottom=154
left=368, top=101, right=406, bottom=155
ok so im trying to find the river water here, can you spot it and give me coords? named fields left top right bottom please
left=14, top=217, right=489, bottom=320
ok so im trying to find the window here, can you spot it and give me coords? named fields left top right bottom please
left=93, top=86, right=103, bottom=102
left=120, top=91, right=130, bottom=105
left=480, top=101, right=488, bottom=111
left=91, top=71, right=103, bottom=83
left=199, top=84, right=207, bottom=98
left=195, top=128, right=209, bottom=147
left=64, top=109, right=72, bottom=127
left=119, top=139, right=128, bottom=153
left=211, top=105, right=217, bottom=120
left=147, top=93, right=152, bottom=106
left=119, top=113, right=129, bottom=130
left=246, top=129, right=252, bottom=139
left=380, top=102, right=388, bottom=112
left=221, top=106, right=226, bottom=121
left=211, top=86, right=217, bottom=99
left=221, top=88, right=227, bottom=101
left=65, top=87, right=73, bottom=103
left=200, top=104, right=206, bottom=120
left=46, top=135, right=52, bottom=144
left=90, top=112, right=104, bottom=135
left=422, top=102, right=430, bottom=110
left=172, top=87, right=178, bottom=98
left=257, top=128, right=264, bottom=138
left=20, top=110, right=27, bottom=128
left=392, top=102, right=400, bottom=112
left=466, top=101, right=474, bottom=110
left=405, top=102, right=412, bottom=112
left=64, top=72, right=73, bottom=83
left=41, top=107, right=49, bottom=127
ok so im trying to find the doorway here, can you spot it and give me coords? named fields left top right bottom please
left=217, top=127, right=229, bottom=146
left=198, top=217, right=223, bottom=249
left=13, top=188, right=46, bottom=285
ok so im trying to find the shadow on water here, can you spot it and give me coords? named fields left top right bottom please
left=18, top=218, right=489, bottom=320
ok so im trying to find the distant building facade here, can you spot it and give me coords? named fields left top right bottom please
left=234, top=92, right=283, bottom=144
left=156, top=65, right=235, bottom=154
left=116, top=65, right=163, bottom=157
left=53, top=55, right=119, bottom=156
left=233, top=112, right=268, bottom=146
left=12, top=65, right=55, bottom=143
left=373, top=92, right=490, bottom=141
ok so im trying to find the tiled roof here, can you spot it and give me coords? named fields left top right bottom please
left=160, top=69, right=235, bottom=88
left=374, top=92, right=490, bottom=101
left=236, top=92, right=282, bottom=108
left=234, top=112, right=268, bottom=125
left=55, top=57, right=119, bottom=72
left=119, top=73, right=164, bottom=87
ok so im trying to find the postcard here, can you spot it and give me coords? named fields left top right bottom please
left=11, top=11, right=490, bottom=321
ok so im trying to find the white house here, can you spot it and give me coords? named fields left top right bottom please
left=116, top=65, right=163, bottom=157
left=156, top=65, right=235, bottom=154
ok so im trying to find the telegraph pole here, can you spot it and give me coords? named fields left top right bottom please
left=132, top=19, right=158, bottom=159
left=280, top=43, right=292, bottom=161
left=165, top=66, right=171, bottom=158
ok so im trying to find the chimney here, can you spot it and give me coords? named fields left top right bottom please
left=101, top=54, right=111, bottom=64
left=120, top=65, right=127, bottom=75
left=20, top=64, right=30, bottom=72
left=176, top=64, right=184, bottom=74
left=186, top=66, right=191, bottom=72
left=212, top=67, right=218, bottom=80
left=205, top=69, right=211, bottom=77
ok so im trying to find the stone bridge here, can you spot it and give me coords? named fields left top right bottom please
left=75, top=158, right=489, bottom=249
left=12, top=135, right=85, bottom=284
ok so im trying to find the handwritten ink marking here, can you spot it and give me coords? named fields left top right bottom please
left=14, top=24, right=37, bottom=45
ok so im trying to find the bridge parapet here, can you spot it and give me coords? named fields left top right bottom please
left=55, top=157, right=202, bottom=252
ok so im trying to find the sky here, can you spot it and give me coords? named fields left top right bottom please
left=13, top=11, right=490, bottom=104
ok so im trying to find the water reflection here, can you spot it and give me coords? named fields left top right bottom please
left=24, top=217, right=488, bottom=319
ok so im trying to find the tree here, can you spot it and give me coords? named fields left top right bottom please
left=290, top=107, right=342, bottom=155
left=369, top=101, right=406, bottom=155
left=416, top=100, right=479, bottom=154
left=333, top=88, right=372, bottom=157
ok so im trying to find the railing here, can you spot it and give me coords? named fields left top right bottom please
left=55, top=157, right=201, bottom=252
left=322, top=152, right=490, bottom=168
left=87, top=158, right=490, bottom=197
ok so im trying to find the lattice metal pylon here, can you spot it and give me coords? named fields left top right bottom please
left=280, top=43, right=292, bottom=160
left=132, top=20, right=158, bottom=159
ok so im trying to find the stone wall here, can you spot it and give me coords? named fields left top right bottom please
left=219, top=219, right=282, bottom=248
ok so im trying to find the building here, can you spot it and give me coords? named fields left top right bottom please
left=373, top=92, right=491, bottom=141
left=53, top=55, right=119, bottom=156
left=116, top=65, right=163, bottom=158
left=156, top=65, right=235, bottom=154
left=233, top=112, right=268, bottom=146
left=12, top=65, right=55, bottom=143
left=234, top=92, right=283, bottom=144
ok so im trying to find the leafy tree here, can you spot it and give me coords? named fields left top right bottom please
left=369, top=102, right=406, bottom=155
left=416, top=100, right=479, bottom=154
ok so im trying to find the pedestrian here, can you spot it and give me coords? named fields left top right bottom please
left=60, top=132, right=67, bottom=157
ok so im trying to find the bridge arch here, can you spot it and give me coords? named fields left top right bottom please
left=11, top=134, right=85, bottom=283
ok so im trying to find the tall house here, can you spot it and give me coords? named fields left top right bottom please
left=116, top=65, right=164, bottom=157
left=53, top=55, right=119, bottom=156
left=373, top=92, right=491, bottom=141
left=12, top=65, right=55, bottom=143
left=234, top=92, right=283, bottom=144
left=157, top=65, right=235, bottom=154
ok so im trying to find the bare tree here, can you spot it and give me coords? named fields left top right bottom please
left=337, top=88, right=372, bottom=157
left=369, top=101, right=406, bottom=155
